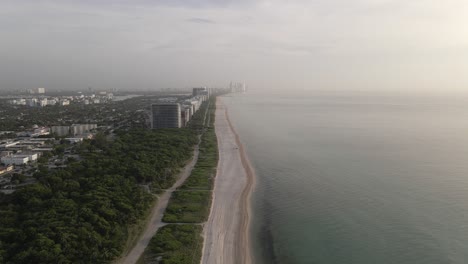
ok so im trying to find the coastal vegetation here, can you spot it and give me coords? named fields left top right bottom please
left=0, top=128, right=197, bottom=263
left=187, top=98, right=210, bottom=131
left=142, top=97, right=218, bottom=264
left=162, top=190, right=212, bottom=223
left=143, top=224, right=203, bottom=264
left=180, top=124, right=218, bottom=190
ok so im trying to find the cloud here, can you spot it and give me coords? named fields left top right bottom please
left=187, top=17, right=216, bottom=24
left=1, top=0, right=468, bottom=92
left=151, top=0, right=255, bottom=8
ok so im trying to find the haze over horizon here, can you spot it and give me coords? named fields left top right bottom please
left=1, top=0, right=467, bottom=93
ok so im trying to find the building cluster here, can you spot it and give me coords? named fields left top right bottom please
left=1, top=153, right=38, bottom=166
left=8, top=91, right=114, bottom=107
left=0, top=138, right=47, bottom=166
left=0, top=123, right=97, bottom=167
left=10, top=97, right=71, bottom=107
left=0, top=136, right=51, bottom=191
left=27, top=88, right=46, bottom=94
left=192, top=87, right=210, bottom=97
left=82, top=91, right=114, bottom=105
left=51, top=124, right=97, bottom=137
left=229, top=81, right=246, bottom=93
left=151, top=87, right=211, bottom=129
left=16, top=125, right=50, bottom=137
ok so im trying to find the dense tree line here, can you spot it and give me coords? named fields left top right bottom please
left=146, top=224, right=203, bottom=264
left=0, top=128, right=197, bottom=263
left=145, top=97, right=218, bottom=263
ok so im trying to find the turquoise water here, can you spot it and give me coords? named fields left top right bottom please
left=222, top=92, right=468, bottom=264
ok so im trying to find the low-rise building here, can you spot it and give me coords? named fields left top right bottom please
left=70, top=124, right=97, bottom=136
left=15, top=153, right=38, bottom=162
left=31, top=127, right=50, bottom=137
left=39, top=99, right=48, bottom=107
left=32, top=148, right=54, bottom=153
left=0, top=165, right=14, bottom=175
left=51, top=126, right=71, bottom=137
left=9, top=99, right=26, bottom=105
left=60, top=99, right=70, bottom=106
left=81, top=133, right=94, bottom=140
left=26, top=98, right=37, bottom=107
left=0, top=151, right=14, bottom=157
left=28, top=87, right=45, bottom=94
left=64, top=137, right=84, bottom=143
left=0, top=141, right=20, bottom=149
left=1, top=155, right=29, bottom=165
left=181, top=107, right=191, bottom=127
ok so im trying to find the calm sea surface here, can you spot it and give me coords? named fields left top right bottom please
left=222, top=92, right=468, bottom=264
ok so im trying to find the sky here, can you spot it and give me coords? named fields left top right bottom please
left=0, top=0, right=468, bottom=93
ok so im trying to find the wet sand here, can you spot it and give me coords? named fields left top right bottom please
left=201, top=98, right=254, bottom=264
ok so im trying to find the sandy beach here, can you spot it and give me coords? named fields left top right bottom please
left=201, top=98, right=255, bottom=264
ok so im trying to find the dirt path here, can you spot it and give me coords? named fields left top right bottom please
left=117, top=99, right=212, bottom=264
left=116, top=145, right=200, bottom=264
left=201, top=98, right=254, bottom=264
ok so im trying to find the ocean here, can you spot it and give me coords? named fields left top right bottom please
left=222, top=92, right=468, bottom=264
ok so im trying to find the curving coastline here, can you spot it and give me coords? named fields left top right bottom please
left=201, top=97, right=255, bottom=264
left=225, top=106, right=256, bottom=264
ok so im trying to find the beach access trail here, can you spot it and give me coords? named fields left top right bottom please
left=117, top=145, right=200, bottom=264
left=201, top=98, right=254, bottom=264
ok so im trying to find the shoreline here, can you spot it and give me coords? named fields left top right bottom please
left=201, top=97, right=255, bottom=264
left=225, top=105, right=256, bottom=264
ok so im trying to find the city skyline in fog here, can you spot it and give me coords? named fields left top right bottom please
left=1, top=0, right=468, bottom=93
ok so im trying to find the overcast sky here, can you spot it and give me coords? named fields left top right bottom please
left=1, top=0, right=467, bottom=93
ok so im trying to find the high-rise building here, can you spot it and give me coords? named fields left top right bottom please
left=181, top=107, right=191, bottom=127
left=229, top=81, right=246, bottom=93
left=193, top=87, right=208, bottom=96
left=151, top=104, right=181, bottom=129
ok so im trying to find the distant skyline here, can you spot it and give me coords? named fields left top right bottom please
left=1, top=0, right=468, bottom=93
